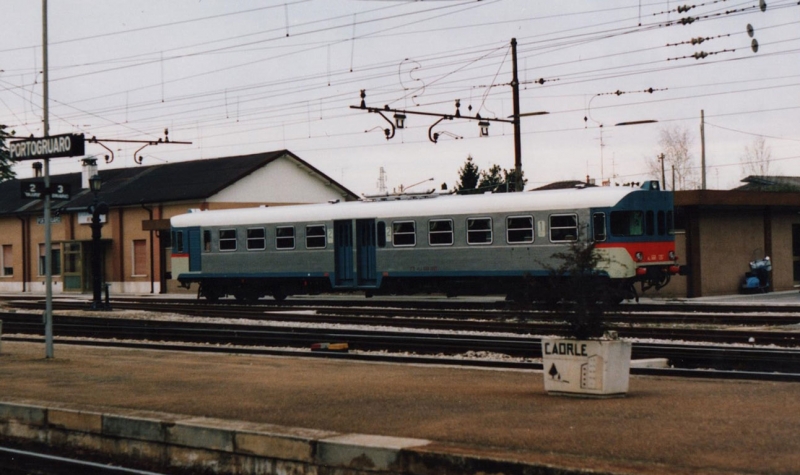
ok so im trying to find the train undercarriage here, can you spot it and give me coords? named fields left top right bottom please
left=185, top=266, right=675, bottom=305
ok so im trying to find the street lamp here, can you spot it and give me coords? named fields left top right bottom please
left=88, top=174, right=110, bottom=310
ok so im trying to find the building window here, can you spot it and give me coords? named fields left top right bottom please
left=549, top=214, right=578, bottom=242
left=219, top=229, right=237, bottom=251
left=276, top=226, right=295, bottom=250
left=1, top=245, right=12, bottom=276
left=429, top=219, right=453, bottom=246
left=38, top=243, right=62, bottom=276
left=467, top=217, right=492, bottom=245
left=132, top=239, right=147, bottom=276
left=507, top=216, right=534, bottom=244
left=306, top=225, right=326, bottom=249
left=247, top=228, right=266, bottom=250
left=392, top=221, right=416, bottom=247
left=610, top=211, right=644, bottom=237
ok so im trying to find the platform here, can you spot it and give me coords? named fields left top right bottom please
left=0, top=340, right=798, bottom=474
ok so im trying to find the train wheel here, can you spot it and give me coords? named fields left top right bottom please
left=234, top=287, right=260, bottom=303
left=200, top=284, right=222, bottom=303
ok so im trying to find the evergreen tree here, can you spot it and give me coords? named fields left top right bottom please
left=454, top=155, right=481, bottom=194
left=0, top=124, right=16, bottom=182
left=499, top=168, right=527, bottom=193
left=478, top=164, right=504, bottom=193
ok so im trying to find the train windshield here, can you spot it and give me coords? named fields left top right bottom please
left=610, top=211, right=644, bottom=237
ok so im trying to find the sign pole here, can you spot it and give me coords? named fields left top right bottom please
left=42, top=0, right=54, bottom=359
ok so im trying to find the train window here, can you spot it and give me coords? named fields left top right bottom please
left=646, top=211, right=655, bottom=236
left=658, top=211, right=666, bottom=235
left=429, top=219, right=453, bottom=246
left=549, top=214, right=578, bottom=242
left=392, top=221, right=416, bottom=247
left=306, top=225, right=326, bottom=249
left=174, top=231, right=184, bottom=253
left=610, top=211, right=644, bottom=237
left=667, top=210, right=675, bottom=234
left=246, top=228, right=266, bottom=251
left=592, top=213, right=606, bottom=242
left=467, top=218, right=492, bottom=245
left=203, top=230, right=212, bottom=252
left=219, top=229, right=237, bottom=251
left=377, top=222, right=387, bottom=248
left=507, top=216, right=533, bottom=244
left=276, top=226, right=295, bottom=250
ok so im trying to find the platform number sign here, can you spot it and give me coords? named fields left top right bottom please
left=21, top=181, right=71, bottom=201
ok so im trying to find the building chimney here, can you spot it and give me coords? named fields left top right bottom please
left=81, top=158, right=98, bottom=189
left=32, top=162, right=43, bottom=178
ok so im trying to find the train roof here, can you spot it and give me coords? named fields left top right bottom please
left=171, top=186, right=657, bottom=228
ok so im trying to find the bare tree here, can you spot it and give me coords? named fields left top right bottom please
left=648, top=125, right=697, bottom=190
left=740, top=136, right=773, bottom=177
left=0, top=124, right=16, bottom=182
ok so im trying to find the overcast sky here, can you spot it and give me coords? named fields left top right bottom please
left=1, top=0, right=798, bottom=195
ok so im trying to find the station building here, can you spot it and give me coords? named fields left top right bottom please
left=0, top=150, right=357, bottom=296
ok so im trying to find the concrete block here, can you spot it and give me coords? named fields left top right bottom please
left=234, top=423, right=336, bottom=463
left=167, top=445, right=231, bottom=473
left=0, top=402, right=46, bottom=426
left=105, top=437, right=168, bottom=466
left=630, top=358, right=670, bottom=368
left=49, top=429, right=106, bottom=453
left=103, top=414, right=168, bottom=443
left=317, top=434, right=429, bottom=472
left=1, top=420, right=48, bottom=442
left=167, top=418, right=235, bottom=452
left=235, top=431, right=315, bottom=462
left=49, top=408, right=103, bottom=433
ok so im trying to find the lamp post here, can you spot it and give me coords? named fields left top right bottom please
left=88, top=174, right=109, bottom=310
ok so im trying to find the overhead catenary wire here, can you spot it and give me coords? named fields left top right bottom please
left=2, top=0, right=797, bottom=190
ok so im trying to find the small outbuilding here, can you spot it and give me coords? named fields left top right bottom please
left=665, top=176, right=800, bottom=297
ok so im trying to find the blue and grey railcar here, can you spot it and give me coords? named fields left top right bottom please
left=170, top=181, right=681, bottom=303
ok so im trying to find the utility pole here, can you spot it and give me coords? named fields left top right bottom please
left=42, top=0, right=54, bottom=359
left=510, top=38, right=522, bottom=192
left=658, top=153, right=666, bottom=190
left=700, top=109, right=706, bottom=190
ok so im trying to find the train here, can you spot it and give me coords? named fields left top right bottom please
left=170, top=180, right=681, bottom=303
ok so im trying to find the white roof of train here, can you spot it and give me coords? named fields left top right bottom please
left=171, top=186, right=642, bottom=228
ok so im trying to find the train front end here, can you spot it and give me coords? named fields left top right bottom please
left=592, top=181, right=682, bottom=297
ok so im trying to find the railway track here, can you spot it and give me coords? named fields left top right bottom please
left=2, top=313, right=799, bottom=379
left=7, top=296, right=800, bottom=327
left=4, top=298, right=800, bottom=347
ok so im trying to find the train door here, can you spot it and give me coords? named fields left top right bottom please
left=334, top=220, right=354, bottom=287
left=187, top=227, right=202, bottom=271
left=356, top=219, right=377, bottom=286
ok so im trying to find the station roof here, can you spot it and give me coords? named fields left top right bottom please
left=675, top=176, right=800, bottom=209
left=0, top=150, right=358, bottom=216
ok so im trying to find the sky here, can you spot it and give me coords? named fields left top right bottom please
left=1, top=0, right=798, bottom=196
